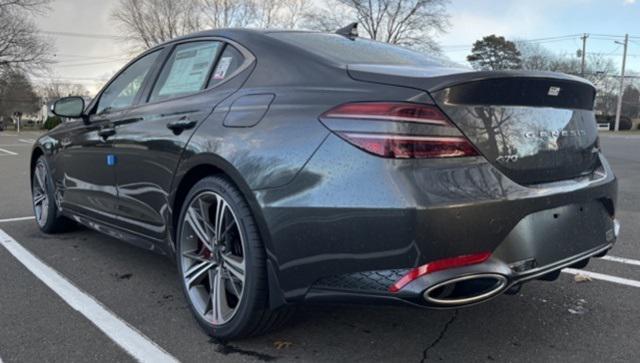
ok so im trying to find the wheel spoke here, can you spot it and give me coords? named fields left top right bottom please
left=182, top=250, right=209, bottom=263
left=185, top=260, right=213, bottom=288
left=218, top=218, right=236, bottom=242
left=35, top=165, right=46, bottom=191
left=214, top=196, right=227, bottom=242
left=210, top=267, right=227, bottom=324
left=223, top=268, right=242, bottom=297
left=198, top=198, right=217, bottom=243
left=222, top=253, right=245, bottom=283
left=33, top=193, right=46, bottom=206
left=186, top=207, right=212, bottom=249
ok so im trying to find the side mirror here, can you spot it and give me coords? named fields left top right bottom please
left=52, top=97, right=85, bottom=119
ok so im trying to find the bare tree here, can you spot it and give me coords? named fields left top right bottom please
left=515, top=41, right=555, bottom=71
left=112, top=0, right=447, bottom=51
left=0, top=0, right=52, bottom=73
left=39, top=80, right=90, bottom=102
left=514, top=40, right=622, bottom=116
left=621, top=84, right=640, bottom=119
left=0, top=0, right=50, bottom=12
left=254, top=0, right=309, bottom=29
left=112, top=0, right=202, bottom=49
left=112, top=0, right=310, bottom=50
left=0, top=69, right=40, bottom=122
left=279, top=0, right=309, bottom=29
left=516, top=41, right=616, bottom=83
left=305, top=0, right=449, bottom=52
left=200, top=0, right=254, bottom=29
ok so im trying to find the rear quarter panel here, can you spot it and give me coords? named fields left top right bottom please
left=172, top=72, right=428, bottom=262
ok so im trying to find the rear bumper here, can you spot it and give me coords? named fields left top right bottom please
left=306, top=241, right=614, bottom=308
left=254, top=134, right=618, bottom=305
left=306, top=214, right=619, bottom=309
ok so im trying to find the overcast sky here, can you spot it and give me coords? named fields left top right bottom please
left=36, top=0, right=640, bottom=95
left=35, top=0, right=128, bottom=93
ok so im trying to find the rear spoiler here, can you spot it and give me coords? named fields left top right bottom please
left=346, top=64, right=595, bottom=93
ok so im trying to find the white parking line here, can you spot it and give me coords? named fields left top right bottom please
left=18, top=139, right=35, bottom=144
left=600, top=255, right=640, bottom=267
left=563, top=268, right=640, bottom=288
left=0, top=147, right=17, bottom=156
left=0, top=216, right=35, bottom=223
left=0, top=229, right=179, bottom=363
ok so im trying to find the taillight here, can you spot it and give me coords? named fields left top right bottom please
left=338, top=133, right=478, bottom=159
left=321, top=102, right=478, bottom=159
left=389, top=252, right=492, bottom=293
left=323, top=102, right=450, bottom=126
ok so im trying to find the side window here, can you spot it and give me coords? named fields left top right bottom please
left=96, top=51, right=160, bottom=114
left=208, top=45, right=245, bottom=87
left=149, top=41, right=222, bottom=102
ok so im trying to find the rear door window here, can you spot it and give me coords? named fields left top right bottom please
left=149, top=41, right=222, bottom=102
left=208, top=45, right=245, bottom=87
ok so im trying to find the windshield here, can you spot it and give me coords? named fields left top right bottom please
left=268, top=32, right=449, bottom=67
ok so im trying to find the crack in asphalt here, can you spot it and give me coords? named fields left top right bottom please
left=420, top=310, right=459, bottom=363
left=209, top=338, right=277, bottom=361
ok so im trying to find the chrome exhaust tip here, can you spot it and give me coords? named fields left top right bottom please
left=423, top=273, right=508, bottom=306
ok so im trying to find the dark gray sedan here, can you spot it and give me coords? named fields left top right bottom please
left=32, top=27, right=618, bottom=339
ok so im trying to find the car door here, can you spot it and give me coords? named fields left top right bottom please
left=111, top=40, right=253, bottom=241
left=59, top=50, right=162, bottom=226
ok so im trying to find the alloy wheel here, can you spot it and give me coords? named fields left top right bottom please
left=179, top=191, right=246, bottom=325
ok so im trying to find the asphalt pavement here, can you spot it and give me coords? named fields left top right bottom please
left=0, top=130, right=639, bottom=362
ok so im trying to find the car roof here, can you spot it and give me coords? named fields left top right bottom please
left=150, top=28, right=322, bottom=49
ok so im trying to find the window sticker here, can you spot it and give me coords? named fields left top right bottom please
left=158, top=43, right=218, bottom=96
left=212, top=57, right=232, bottom=80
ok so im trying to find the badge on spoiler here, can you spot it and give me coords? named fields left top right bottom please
left=547, top=86, right=561, bottom=96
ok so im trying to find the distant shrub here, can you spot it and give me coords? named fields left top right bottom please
left=43, top=116, right=62, bottom=130
left=595, top=115, right=632, bottom=131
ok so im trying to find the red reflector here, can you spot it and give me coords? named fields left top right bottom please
left=389, top=252, right=492, bottom=293
left=323, top=102, right=450, bottom=126
left=339, top=133, right=479, bottom=159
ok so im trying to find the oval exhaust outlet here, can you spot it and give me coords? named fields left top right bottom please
left=423, top=274, right=508, bottom=306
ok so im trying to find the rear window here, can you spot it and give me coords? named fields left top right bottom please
left=268, top=32, right=446, bottom=67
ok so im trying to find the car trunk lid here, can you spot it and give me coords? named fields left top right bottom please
left=348, top=65, right=600, bottom=185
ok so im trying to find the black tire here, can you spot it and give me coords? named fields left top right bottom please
left=32, top=156, right=73, bottom=233
left=176, top=175, right=291, bottom=339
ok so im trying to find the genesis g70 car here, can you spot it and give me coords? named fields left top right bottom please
left=33, top=26, right=619, bottom=339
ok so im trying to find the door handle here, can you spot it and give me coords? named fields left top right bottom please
left=166, top=119, right=197, bottom=134
left=98, top=127, right=116, bottom=139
